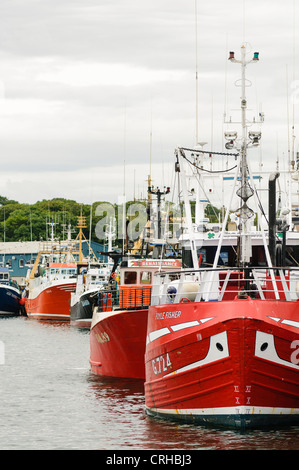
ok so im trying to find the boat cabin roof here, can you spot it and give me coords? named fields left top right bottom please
left=120, top=258, right=182, bottom=286
left=48, top=263, right=77, bottom=269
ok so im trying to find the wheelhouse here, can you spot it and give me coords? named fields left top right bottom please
left=47, top=263, right=77, bottom=279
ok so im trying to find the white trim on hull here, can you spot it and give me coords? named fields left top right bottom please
left=145, top=406, right=299, bottom=429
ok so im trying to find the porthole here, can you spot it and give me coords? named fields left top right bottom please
left=216, top=342, right=224, bottom=352
left=260, top=342, right=268, bottom=352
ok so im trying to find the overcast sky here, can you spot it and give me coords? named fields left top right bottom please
left=0, top=0, right=297, bottom=206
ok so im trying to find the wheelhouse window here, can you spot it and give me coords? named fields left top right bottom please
left=124, top=271, right=137, bottom=284
left=140, top=271, right=151, bottom=284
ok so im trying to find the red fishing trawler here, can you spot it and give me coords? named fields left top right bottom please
left=145, top=266, right=299, bottom=429
left=25, top=262, right=77, bottom=321
left=89, top=257, right=182, bottom=380
left=144, top=45, right=299, bottom=429
left=25, top=212, right=87, bottom=321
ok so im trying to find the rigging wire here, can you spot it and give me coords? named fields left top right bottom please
left=179, top=146, right=239, bottom=158
left=180, top=146, right=271, bottom=235
left=193, top=169, right=220, bottom=221
left=179, top=148, right=238, bottom=174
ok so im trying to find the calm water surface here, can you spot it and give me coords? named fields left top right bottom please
left=0, top=317, right=298, bottom=450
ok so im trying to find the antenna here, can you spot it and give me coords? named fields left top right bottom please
left=148, top=100, right=153, bottom=206
left=291, top=0, right=296, bottom=170
left=286, top=65, right=291, bottom=169
left=195, top=0, right=199, bottom=145
left=150, top=97, right=152, bottom=181
left=223, top=34, right=228, bottom=127
left=123, top=104, right=126, bottom=255
left=242, top=0, right=246, bottom=44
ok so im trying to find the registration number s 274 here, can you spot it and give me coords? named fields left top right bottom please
left=152, top=353, right=172, bottom=375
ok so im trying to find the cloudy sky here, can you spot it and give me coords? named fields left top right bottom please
left=0, top=0, right=297, bottom=205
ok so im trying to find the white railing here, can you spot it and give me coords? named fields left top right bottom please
left=151, top=267, right=299, bottom=306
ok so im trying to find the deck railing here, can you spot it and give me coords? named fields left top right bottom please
left=150, top=266, right=299, bottom=306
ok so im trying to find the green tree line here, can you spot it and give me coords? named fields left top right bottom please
left=0, top=196, right=222, bottom=243
left=0, top=196, right=108, bottom=243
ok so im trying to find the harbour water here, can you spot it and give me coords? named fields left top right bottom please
left=0, top=316, right=298, bottom=451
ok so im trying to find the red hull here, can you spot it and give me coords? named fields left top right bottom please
left=90, top=308, right=148, bottom=379
left=145, top=298, right=299, bottom=429
left=26, top=281, right=76, bottom=321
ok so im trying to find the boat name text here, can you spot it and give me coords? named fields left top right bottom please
left=155, top=310, right=181, bottom=320
left=95, top=332, right=110, bottom=344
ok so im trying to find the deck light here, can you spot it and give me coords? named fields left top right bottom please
left=224, top=131, right=237, bottom=149
left=249, top=131, right=261, bottom=145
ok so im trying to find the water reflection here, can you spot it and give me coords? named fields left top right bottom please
left=7, top=317, right=297, bottom=450
left=25, top=318, right=71, bottom=329
left=87, top=373, right=299, bottom=450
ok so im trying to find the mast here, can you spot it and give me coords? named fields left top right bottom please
left=105, top=218, right=116, bottom=268
left=77, top=209, right=87, bottom=263
left=148, top=184, right=170, bottom=258
left=88, top=203, right=93, bottom=263
left=47, top=219, right=57, bottom=242
left=228, top=45, right=260, bottom=266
